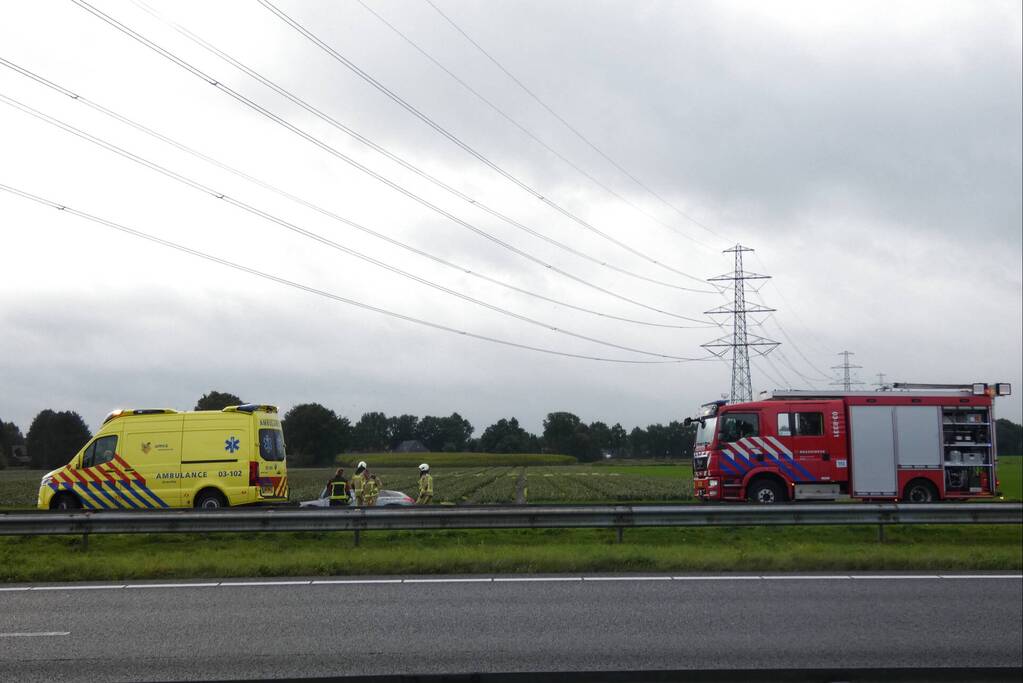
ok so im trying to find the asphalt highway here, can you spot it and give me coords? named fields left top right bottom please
left=0, top=573, right=1020, bottom=681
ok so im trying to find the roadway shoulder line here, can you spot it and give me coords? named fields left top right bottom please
left=761, top=575, right=851, bottom=580
left=311, top=579, right=402, bottom=585
left=939, top=574, right=1023, bottom=579
left=0, top=632, right=70, bottom=637
left=403, top=578, right=494, bottom=583
left=672, top=576, right=760, bottom=581
left=850, top=575, right=941, bottom=580
left=219, top=580, right=311, bottom=586
left=0, top=587, right=32, bottom=592
left=29, top=584, right=126, bottom=590
left=125, top=582, right=219, bottom=589
left=493, top=577, right=583, bottom=582
left=582, top=576, right=672, bottom=581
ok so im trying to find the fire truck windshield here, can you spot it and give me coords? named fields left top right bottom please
left=695, top=417, right=717, bottom=445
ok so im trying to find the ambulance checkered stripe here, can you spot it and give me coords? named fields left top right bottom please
left=51, top=456, right=168, bottom=510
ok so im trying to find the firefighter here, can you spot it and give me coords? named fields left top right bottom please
left=416, top=463, right=433, bottom=505
left=351, top=461, right=368, bottom=506
left=327, top=467, right=350, bottom=507
left=364, top=473, right=381, bottom=507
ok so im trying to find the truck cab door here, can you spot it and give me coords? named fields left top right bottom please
left=772, top=402, right=843, bottom=483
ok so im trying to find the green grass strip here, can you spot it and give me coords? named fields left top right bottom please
left=1, top=525, right=1019, bottom=583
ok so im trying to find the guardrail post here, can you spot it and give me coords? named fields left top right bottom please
left=616, top=526, right=624, bottom=544
left=81, top=531, right=89, bottom=551
left=877, top=523, right=885, bottom=543
left=354, top=529, right=361, bottom=547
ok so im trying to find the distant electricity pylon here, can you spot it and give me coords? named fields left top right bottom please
left=875, top=372, right=888, bottom=388
left=702, top=244, right=779, bottom=403
left=831, top=351, right=864, bottom=391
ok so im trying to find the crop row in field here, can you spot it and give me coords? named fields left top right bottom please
left=335, top=452, right=576, bottom=468
left=524, top=468, right=690, bottom=502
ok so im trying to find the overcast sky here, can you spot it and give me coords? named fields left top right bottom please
left=1, top=0, right=1020, bottom=438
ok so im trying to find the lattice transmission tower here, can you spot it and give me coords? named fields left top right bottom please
left=702, top=244, right=779, bottom=403
left=831, top=350, right=863, bottom=391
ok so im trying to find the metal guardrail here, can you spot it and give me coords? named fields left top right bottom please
left=0, top=503, right=1019, bottom=538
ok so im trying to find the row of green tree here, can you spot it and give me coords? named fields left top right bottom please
left=4, top=389, right=1022, bottom=469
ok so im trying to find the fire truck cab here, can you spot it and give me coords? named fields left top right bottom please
left=689, top=383, right=1011, bottom=503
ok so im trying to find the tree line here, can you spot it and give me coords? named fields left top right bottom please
left=4, top=389, right=1022, bottom=469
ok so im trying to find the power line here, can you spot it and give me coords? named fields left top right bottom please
left=757, top=310, right=832, bottom=381
left=0, top=182, right=712, bottom=365
left=422, top=0, right=733, bottom=246
left=67, top=0, right=718, bottom=324
left=772, top=347, right=823, bottom=388
left=0, top=56, right=704, bottom=331
left=128, top=0, right=714, bottom=295
left=356, top=0, right=719, bottom=253
left=760, top=352, right=795, bottom=389
left=258, top=0, right=711, bottom=284
left=0, top=92, right=707, bottom=361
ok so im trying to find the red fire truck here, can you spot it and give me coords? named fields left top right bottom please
left=689, top=382, right=1012, bottom=503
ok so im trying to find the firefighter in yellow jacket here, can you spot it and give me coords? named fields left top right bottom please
left=351, top=461, right=368, bottom=506
left=416, top=463, right=433, bottom=504
left=364, top=473, right=381, bottom=507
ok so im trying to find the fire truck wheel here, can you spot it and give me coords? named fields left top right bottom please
left=903, top=480, right=937, bottom=503
left=747, top=478, right=786, bottom=504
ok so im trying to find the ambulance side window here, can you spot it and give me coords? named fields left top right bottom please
left=719, top=413, right=759, bottom=443
left=82, top=435, right=118, bottom=467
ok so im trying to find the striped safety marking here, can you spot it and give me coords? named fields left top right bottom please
left=49, top=457, right=169, bottom=510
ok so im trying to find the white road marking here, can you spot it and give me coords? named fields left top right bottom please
left=219, top=580, right=311, bottom=586
left=850, top=575, right=941, bottom=580
left=582, top=576, right=671, bottom=581
left=0, top=632, right=70, bottom=637
left=310, top=579, right=402, bottom=585
left=0, top=574, right=1018, bottom=592
left=403, top=578, right=493, bottom=583
left=493, top=577, right=583, bottom=582
left=672, top=576, right=760, bottom=580
left=762, top=575, right=852, bottom=580
left=125, top=583, right=219, bottom=589
left=29, top=585, right=125, bottom=591
left=940, top=574, right=1023, bottom=580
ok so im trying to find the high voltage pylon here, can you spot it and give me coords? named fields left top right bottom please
left=702, top=244, right=779, bottom=403
left=875, top=372, right=888, bottom=388
left=831, top=351, right=864, bottom=391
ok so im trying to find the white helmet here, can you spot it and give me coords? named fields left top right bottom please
left=418, top=463, right=430, bottom=472
left=357, top=461, right=367, bottom=470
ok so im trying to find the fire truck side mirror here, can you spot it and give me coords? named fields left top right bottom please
left=996, top=383, right=1012, bottom=396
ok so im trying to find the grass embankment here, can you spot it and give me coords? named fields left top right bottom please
left=1, top=525, right=1019, bottom=583
left=335, top=452, right=576, bottom=467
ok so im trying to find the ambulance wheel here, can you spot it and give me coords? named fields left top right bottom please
left=194, top=489, right=228, bottom=509
left=903, top=480, right=937, bottom=503
left=747, top=479, right=786, bottom=504
left=51, top=493, right=81, bottom=511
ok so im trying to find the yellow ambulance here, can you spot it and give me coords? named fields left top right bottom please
left=38, top=404, right=288, bottom=510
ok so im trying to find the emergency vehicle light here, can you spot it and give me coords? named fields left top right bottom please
left=972, top=383, right=987, bottom=396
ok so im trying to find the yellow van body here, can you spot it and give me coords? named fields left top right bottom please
left=37, top=405, right=288, bottom=510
